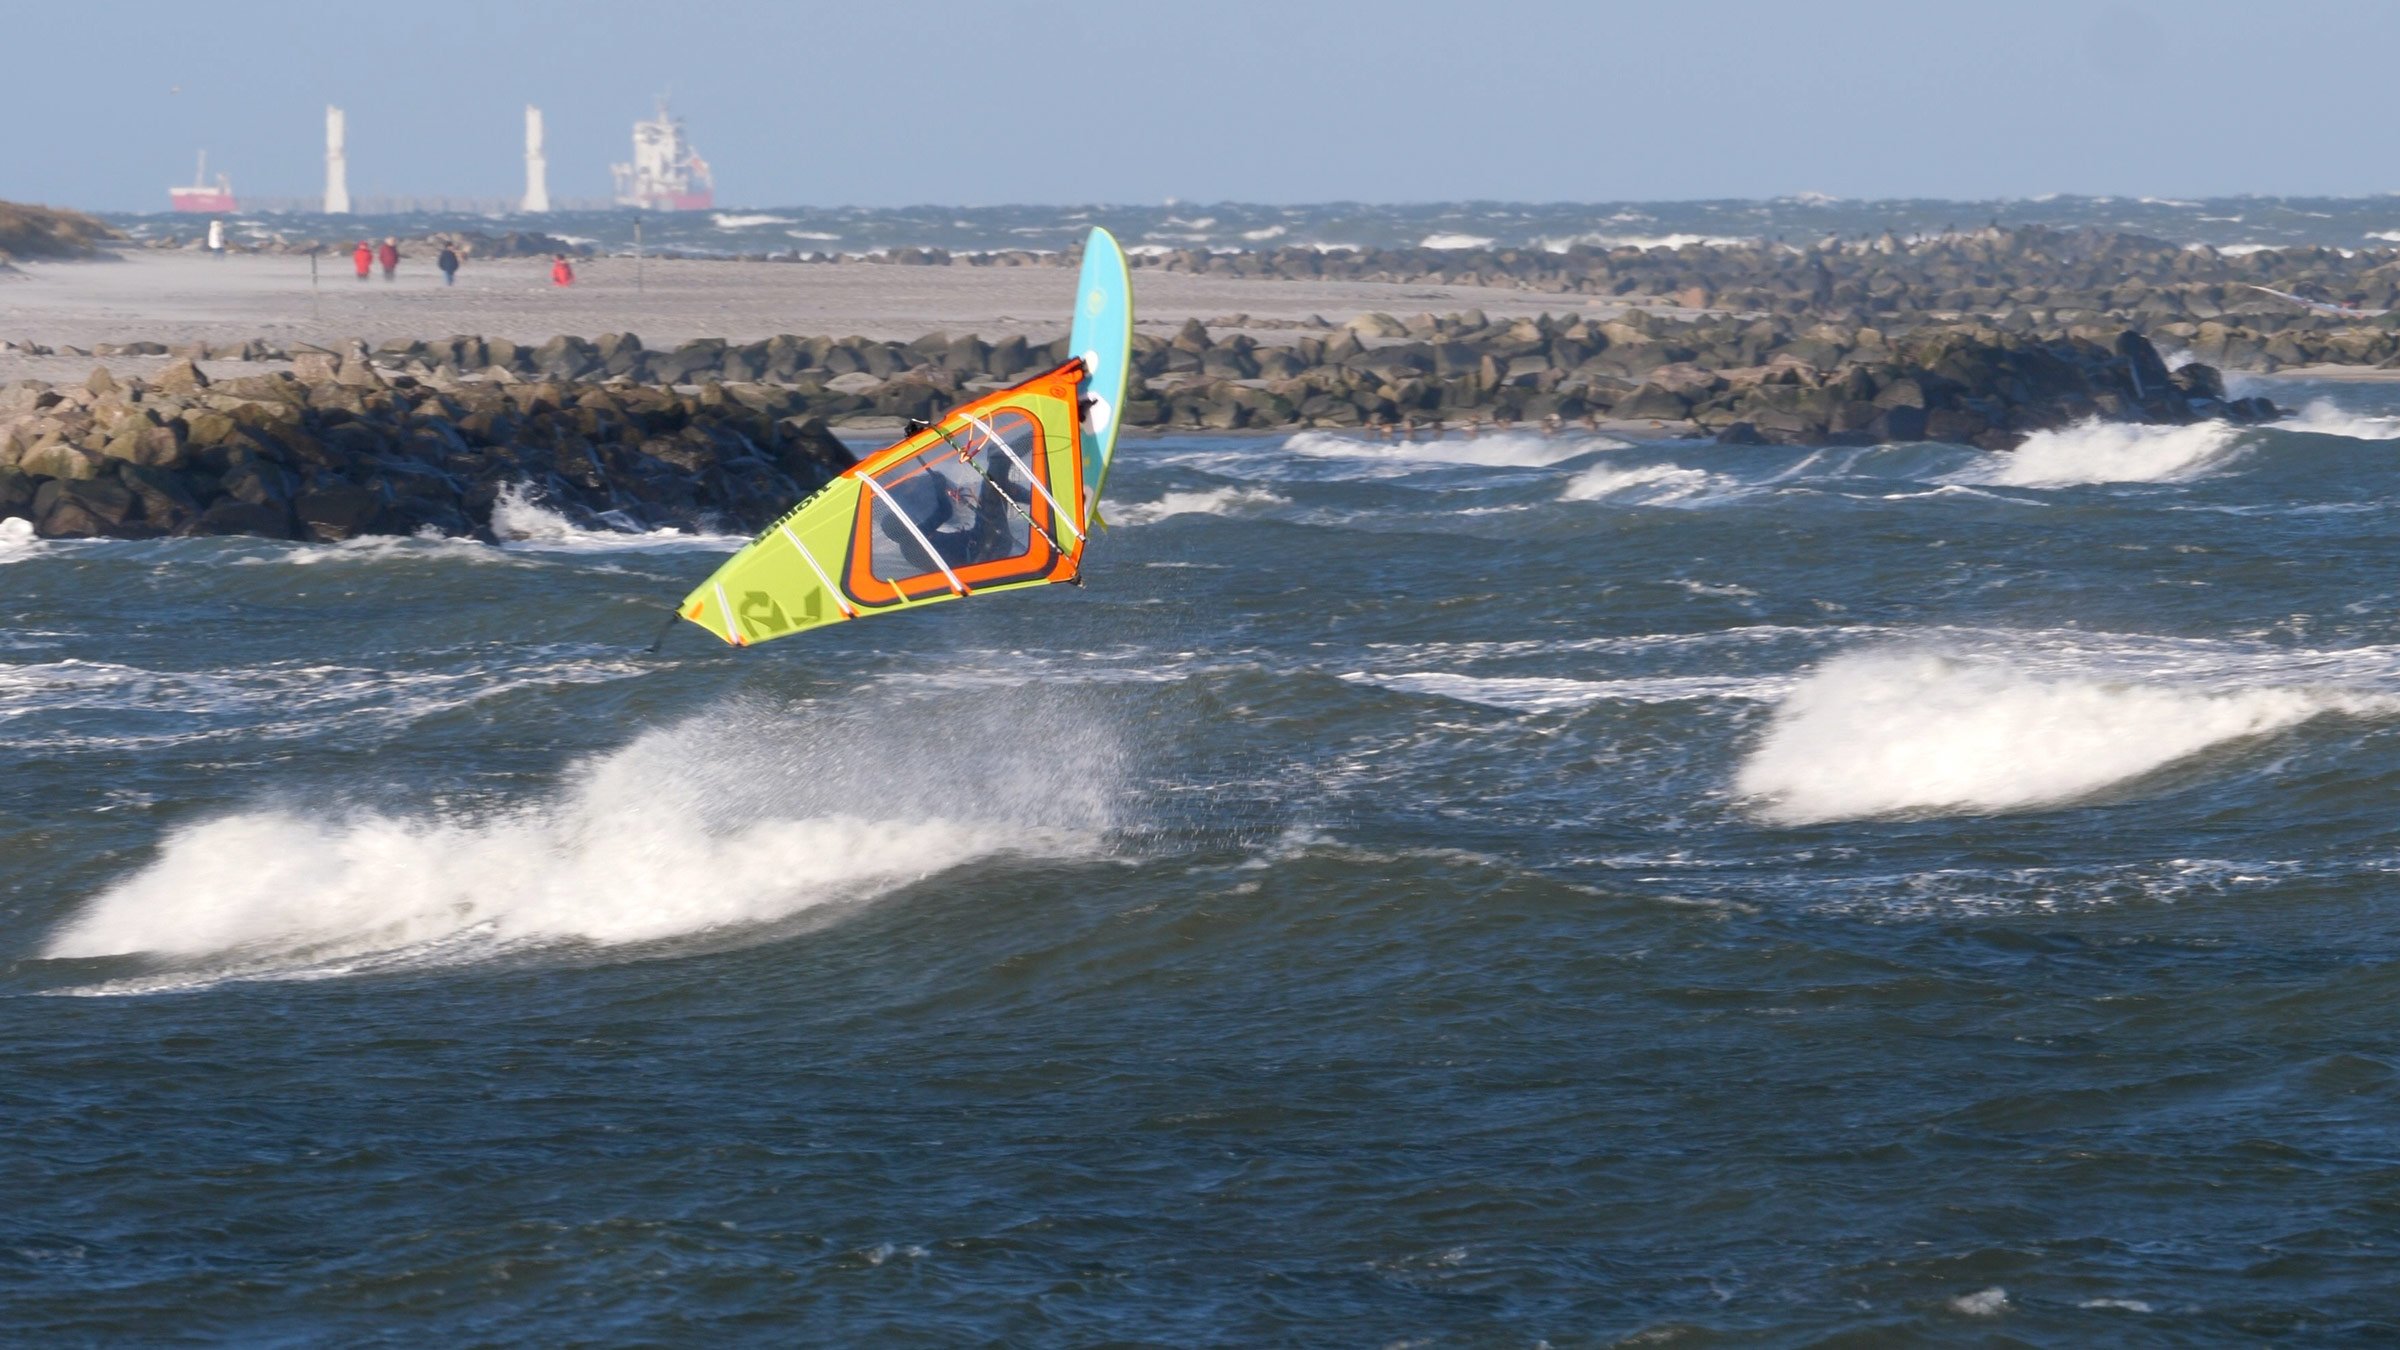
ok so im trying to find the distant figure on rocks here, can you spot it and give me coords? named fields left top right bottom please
left=437, top=245, right=461, bottom=286
left=377, top=237, right=400, bottom=281
left=206, top=219, right=224, bottom=259
left=551, top=254, right=575, bottom=287
left=352, top=240, right=372, bottom=280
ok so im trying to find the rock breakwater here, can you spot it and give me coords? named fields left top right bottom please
left=0, top=312, right=2283, bottom=539
left=0, top=358, right=852, bottom=541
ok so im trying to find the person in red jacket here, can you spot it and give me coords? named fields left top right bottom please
left=551, top=254, right=575, bottom=287
left=377, top=237, right=400, bottom=281
left=352, top=240, right=372, bottom=281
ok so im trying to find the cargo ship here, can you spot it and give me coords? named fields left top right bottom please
left=169, top=150, right=236, bottom=213
left=610, top=97, right=714, bottom=211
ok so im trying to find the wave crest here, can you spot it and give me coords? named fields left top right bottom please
left=1965, top=421, right=2245, bottom=487
left=43, top=695, right=1121, bottom=984
left=1736, top=648, right=2388, bottom=824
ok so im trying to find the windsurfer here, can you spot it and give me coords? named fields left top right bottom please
left=876, top=453, right=1021, bottom=574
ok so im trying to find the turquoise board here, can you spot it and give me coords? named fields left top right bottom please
left=1065, top=227, right=1133, bottom=529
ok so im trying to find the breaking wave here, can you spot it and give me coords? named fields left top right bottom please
left=43, top=695, right=1122, bottom=987
left=2278, top=399, right=2400, bottom=440
left=1964, top=421, right=2245, bottom=487
left=711, top=213, right=794, bottom=229
left=1560, top=461, right=1735, bottom=504
left=489, top=483, right=745, bottom=553
left=1418, top=232, right=1497, bottom=250
left=1736, top=648, right=2391, bottom=824
left=1114, top=486, right=1288, bottom=525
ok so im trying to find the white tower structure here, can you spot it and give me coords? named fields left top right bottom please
left=324, top=105, right=350, bottom=214
left=521, top=105, right=551, bottom=214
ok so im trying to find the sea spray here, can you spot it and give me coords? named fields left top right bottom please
left=489, top=481, right=745, bottom=553
left=2279, top=399, right=2400, bottom=440
left=0, top=515, right=41, bottom=562
left=44, top=690, right=1124, bottom=973
left=1735, top=648, right=2391, bottom=824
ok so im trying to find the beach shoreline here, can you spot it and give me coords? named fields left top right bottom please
left=0, top=250, right=1661, bottom=386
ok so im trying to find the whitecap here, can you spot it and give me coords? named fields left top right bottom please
left=1949, top=1288, right=2010, bottom=1317
left=1560, top=462, right=1734, bottom=504
left=1736, top=647, right=2394, bottom=824
left=1958, top=421, right=2245, bottom=487
left=44, top=695, right=1120, bottom=986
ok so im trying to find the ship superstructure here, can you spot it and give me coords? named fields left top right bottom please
left=611, top=98, right=714, bottom=211
left=169, top=150, right=236, bottom=214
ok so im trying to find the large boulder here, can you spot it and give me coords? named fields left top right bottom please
left=195, top=497, right=295, bottom=538
left=295, top=483, right=384, bottom=540
left=150, top=357, right=212, bottom=395
left=38, top=477, right=141, bottom=538
left=20, top=437, right=100, bottom=481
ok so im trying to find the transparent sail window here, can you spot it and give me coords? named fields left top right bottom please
left=865, top=409, right=1043, bottom=584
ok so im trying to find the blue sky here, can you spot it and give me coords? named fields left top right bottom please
left=5, top=0, right=2395, bottom=210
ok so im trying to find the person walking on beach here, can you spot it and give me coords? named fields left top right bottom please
left=206, top=219, right=224, bottom=259
left=352, top=240, right=373, bottom=281
left=550, top=253, right=575, bottom=287
left=377, top=237, right=400, bottom=281
left=437, top=245, right=461, bottom=286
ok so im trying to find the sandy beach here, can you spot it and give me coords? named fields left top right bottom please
left=0, top=251, right=1624, bottom=386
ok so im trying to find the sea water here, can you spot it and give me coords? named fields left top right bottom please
left=10, top=385, right=2400, bottom=1339
left=103, top=193, right=2400, bottom=259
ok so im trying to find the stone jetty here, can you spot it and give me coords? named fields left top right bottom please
left=0, top=313, right=2280, bottom=540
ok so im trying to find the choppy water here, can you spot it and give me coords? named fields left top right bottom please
left=12, top=385, right=2400, bottom=1341
left=109, top=194, right=2400, bottom=258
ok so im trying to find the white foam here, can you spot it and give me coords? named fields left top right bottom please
left=0, top=652, right=647, bottom=752
left=1561, top=462, right=1734, bottom=504
left=1961, top=421, right=2245, bottom=487
left=1538, top=232, right=1751, bottom=253
left=0, top=516, right=39, bottom=562
left=1287, top=430, right=1618, bottom=470
left=1949, top=1288, right=2010, bottom=1317
left=490, top=483, right=744, bottom=554
left=44, top=696, right=1119, bottom=985
left=1345, top=670, right=1780, bottom=711
left=2080, top=1298, right=2154, bottom=1313
left=712, top=213, right=794, bottom=229
left=1113, top=486, right=1288, bottom=525
left=1418, top=232, right=1496, bottom=250
left=255, top=530, right=509, bottom=568
left=2280, top=399, right=2400, bottom=440
left=1736, top=648, right=2391, bottom=825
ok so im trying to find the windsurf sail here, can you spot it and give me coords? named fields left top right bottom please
left=672, top=227, right=1132, bottom=648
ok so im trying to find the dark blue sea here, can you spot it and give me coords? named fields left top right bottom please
left=11, top=384, right=2400, bottom=1342
left=104, top=193, right=2400, bottom=259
